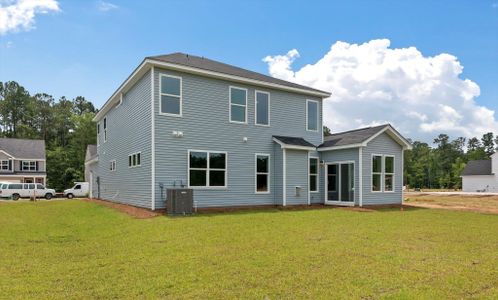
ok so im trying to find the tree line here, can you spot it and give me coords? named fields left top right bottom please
left=0, top=81, right=96, bottom=191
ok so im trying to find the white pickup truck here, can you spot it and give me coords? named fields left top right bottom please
left=0, top=183, right=56, bottom=200
left=64, top=182, right=89, bottom=199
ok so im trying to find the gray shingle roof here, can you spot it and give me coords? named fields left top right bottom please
left=273, top=136, right=316, bottom=148
left=147, top=53, right=330, bottom=95
left=461, top=160, right=493, bottom=176
left=0, top=138, right=45, bottom=159
left=85, top=144, right=97, bottom=162
left=319, top=125, right=389, bottom=148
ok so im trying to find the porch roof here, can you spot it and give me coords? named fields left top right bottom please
left=272, top=136, right=316, bottom=151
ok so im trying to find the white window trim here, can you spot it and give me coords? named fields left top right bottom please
left=21, top=160, right=37, bottom=171
left=306, top=99, right=319, bottom=132
left=187, top=149, right=228, bottom=189
left=371, top=154, right=383, bottom=193
left=97, top=123, right=100, bottom=147
left=255, top=90, right=270, bottom=127
left=384, top=155, right=395, bottom=193
left=159, top=73, right=183, bottom=117
left=255, top=153, right=270, bottom=194
left=103, top=117, right=107, bottom=143
left=109, top=160, right=116, bottom=172
left=128, top=152, right=142, bottom=168
left=309, top=156, right=319, bottom=193
left=229, top=86, right=248, bottom=124
left=0, top=160, right=10, bottom=171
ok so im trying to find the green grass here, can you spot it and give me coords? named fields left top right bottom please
left=1, top=201, right=497, bottom=299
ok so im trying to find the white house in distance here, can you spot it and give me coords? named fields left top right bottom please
left=461, top=153, right=498, bottom=192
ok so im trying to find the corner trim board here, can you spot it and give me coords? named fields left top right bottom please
left=151, top=66, right=156, bottom=210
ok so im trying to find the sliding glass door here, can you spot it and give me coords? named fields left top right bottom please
left=326, top=162, right=354, bottom=205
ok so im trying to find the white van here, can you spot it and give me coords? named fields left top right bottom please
left=64, top=182, right=89, bottom=199
left=0, top=183, right=56, bottom=200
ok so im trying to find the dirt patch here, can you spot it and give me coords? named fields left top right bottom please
left=83, top=198, right=163, bottom=219
left=404, top=193, right=498, bottom=215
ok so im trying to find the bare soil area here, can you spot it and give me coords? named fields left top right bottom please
left=404, top=193, right=498, bottom=215
left=83, top=198, right=163, bottom=218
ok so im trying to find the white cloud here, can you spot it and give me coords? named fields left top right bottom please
left=96, top=1, right=118, bottom=12
left=263, top=39, right=498, bottom=142
left=0, top=0, right=59, bottom=35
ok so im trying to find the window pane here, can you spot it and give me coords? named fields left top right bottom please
left=161, top=76, right=180, bottom=96
left=132, top=155, right=136, bottom=166
left=309, top=158, right=318, bottom=174
left=385, top=156, right=394, bottom=173
left=190, top=170, right=207, bottom=186
left=256, top=174, right=268, bottom=192
left=310, top=175, right=317, bottom=192
left=385, top=174, right=394, bottom=191
left=372, top=174, right=381, bottom=191
left=209, top=153, right=226, bottom=169
left=256, top=93, right=269, bottom=125
left=129, top=156, right=132, bottom=167
left=161, top=95, right=181, bottom=115
left=137, top=153, right=141, bottom=165
left=328, top=175, right=337, bottom=192
left=190, top=152, right=207, bottom=168
left=230, top=88, right=246, bottom=105
left=230, top=105, right=246, bottom=122
left=257, top=155, right=268, bottom=173
left=372, top=156, right=382, bottom=173
left=307, top=101, right=318, bottom=131
left=328, top=164, right=337, bottom=175
left=209, top=170, right=225, bottom=186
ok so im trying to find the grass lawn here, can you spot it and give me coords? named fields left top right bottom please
left=1, top=201, right=497, bottom=299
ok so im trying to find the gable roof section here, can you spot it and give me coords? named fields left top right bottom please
left=273, top=136, right=316, bottom=150
left=318, top=124, right=412, bottom=151
left=461, top=160, right=493, bottom=176
left=94, top=53, right=331, bottom=122
left=0, top=138, right=46, bottom=159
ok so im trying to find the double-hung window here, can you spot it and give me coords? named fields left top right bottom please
left=128, top=152, right=141, bottom=167
left=309, top=157, right=319, bottom=192
left=306, top=100, right=319, bottom=131
left=255, top=154, right=270, bottom=193
left=1, top=160, right=10, bottom=171
left=371, top=155, right=395, bottom=192
left=189, top=150, right=227, bottom=188
left=229, top=87, right=247, bottom=123
left=160, top=74, right=182, bottom=116
left=109, top=160, right=116, bottom=172
left=22, top=161, right=37, bottom=171
left=255, top=91, right=270, bottom=126
left=103, top=117, right=107, bottom=142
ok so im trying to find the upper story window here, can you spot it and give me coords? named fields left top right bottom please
left=128, top=152, right=141, bottom=168
left=255, top=91, right=270, bottom=126
left=103, top=117, right=107, bottom=142
left=22, top=161, right=37, bottom=171
left=0, top=160, right=10, bottom=171
left=109, top=160, right=116, bottom=172
left=160, top=74, right=182, bottom=116
left=306, top=100, right=319, bottom=132
left=229, top=86, right=247, bottom=124
left=97, top=123, right=100, bottom=146
left=309, top=157, right=319, bottom=192
left=188, top=150, right=227, bottom=188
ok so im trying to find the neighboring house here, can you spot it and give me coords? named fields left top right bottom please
left=461, top=153, right=498, bottom=192
left=0, top=138, right=47, bottom=185
left=87, top=53, right=412, bottom=210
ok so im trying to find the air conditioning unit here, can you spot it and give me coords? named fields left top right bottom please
left=166, top=189, right=193, bottom=215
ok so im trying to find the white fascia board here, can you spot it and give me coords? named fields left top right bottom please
left=363, top=126, right=413, bottom=150
left=317, top=143, right=364, bottom=151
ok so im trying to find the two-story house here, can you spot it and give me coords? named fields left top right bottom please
left=86, top=53, right=411, bottom=210
left=0, top=138, right=47, bottom=185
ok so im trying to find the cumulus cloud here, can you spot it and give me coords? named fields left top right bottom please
left=96, top=1, right=118, bottom=12
left=0, top=0, right=59, bottom=35
left=263, top=39, right=498, bottom=142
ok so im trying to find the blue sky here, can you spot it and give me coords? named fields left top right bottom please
left=1, top=0, right=497, bottom=141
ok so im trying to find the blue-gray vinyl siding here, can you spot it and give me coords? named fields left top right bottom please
left=308, top=150, right=321, bottom=204
left=320, top=148, right=360, bottom=205
left=285, top=149, right=309, bottom=205
left=273, top=144, right=283, bottom=205
left=361, top=132, right=403, bottom=205
left=153, top=67, right=322, bottom=208
left=95, top=71, right=152, bottom=208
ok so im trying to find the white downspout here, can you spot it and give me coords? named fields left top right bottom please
left=282, top=148, right=287, bottom=206
left=151, top=66, right=156, bottom=211
left=359, top=147, right=363, bottom=207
